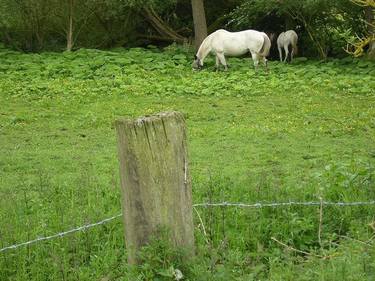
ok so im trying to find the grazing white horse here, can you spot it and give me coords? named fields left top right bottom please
left=277, top=30, right=298, bottom=62
left=192, top=29, right=271, bottom=72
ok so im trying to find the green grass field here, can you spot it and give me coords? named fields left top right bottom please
left=1, top=46, right=375, bottom=280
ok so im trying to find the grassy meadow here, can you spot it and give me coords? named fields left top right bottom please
left=1, top=45, right=375, bottom=280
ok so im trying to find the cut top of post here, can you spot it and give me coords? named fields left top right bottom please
left=116, top=111, right=185, bottom=127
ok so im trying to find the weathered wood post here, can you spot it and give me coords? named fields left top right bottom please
left=115, top=112, right=194, bottom=264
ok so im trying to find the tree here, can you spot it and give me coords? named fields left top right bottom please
left=142, top=6, right=187, bottom=43
left=0, top=0, right=186, bottom=50
left=50, top=0, right=97, bottom=51
left=345, top=1, right=375, bottom=58
left=0, top=1, right=19, bottom=49
left=88, top=0, right=137, bottom=47
left=0, top=0, right=52, bottom=51
left=365, top=6, right=375, bottom=56
left=66, top=0, right=74, bottom=51
left=230, top=0, right=365, bottom=59
left=191, top=0, right=207, bottom=49
left=353, top=0, right=375, bottom=57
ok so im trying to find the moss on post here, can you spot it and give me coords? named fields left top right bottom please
left=115, top=112, right=194, bottom=264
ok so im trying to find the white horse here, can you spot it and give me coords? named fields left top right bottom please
left=192, top=29, right=271, bottom=72
left=277, top=30, right=298, bottom=63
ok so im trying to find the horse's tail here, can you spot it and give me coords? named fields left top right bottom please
left=259, top=33, right=271, bottom=57
left=293, top=44, right=298, bottom=55
left=291, top=31, right=298, bottom=55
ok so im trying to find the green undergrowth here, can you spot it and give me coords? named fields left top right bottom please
left=0, top=47, right=375, bottom=280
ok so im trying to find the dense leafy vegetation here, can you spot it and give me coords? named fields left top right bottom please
left=230, top=0, right=367, bottom=58
left=1, top=0, right=373, bottom=59
left=0, top=46, right=375, bottom=280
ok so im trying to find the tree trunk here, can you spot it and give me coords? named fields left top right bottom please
left=191, top=0, right=207, bottom=50
left=305, top=25, right=327, bottom=60
left=365, top=6, right=375, bottom=57
left=66, top=0, right=74, bottom=51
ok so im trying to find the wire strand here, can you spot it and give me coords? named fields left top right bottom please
left=1, top=200, right=375, bottom=253
left=0, top=214, right=122, bottom=253
left=193, top=201, right=375, bottom=208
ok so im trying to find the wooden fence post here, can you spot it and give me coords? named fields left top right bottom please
left=115, top=112, right=194, bottom=264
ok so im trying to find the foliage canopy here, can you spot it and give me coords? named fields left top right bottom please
left=0, top=0, right=372, bottom=58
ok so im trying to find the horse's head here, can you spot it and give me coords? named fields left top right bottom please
left=192, top=55, right=203, bottom=70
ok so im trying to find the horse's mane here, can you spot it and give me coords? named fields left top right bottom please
left=196, top=34, right=213, bottom=60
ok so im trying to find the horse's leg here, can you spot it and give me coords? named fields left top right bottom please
left=251, top=52, right=259, bottom=73
left=215, top=56, right=220, bottom=71
left=283, top=45, right=289, bottom=63
left=278, top=46, right=283, bottom=62
left=262, top=56, right=269, bottom=73
left=290, top=47, right=295, bottom=63
left=217, top=52, right=228, bottom=71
